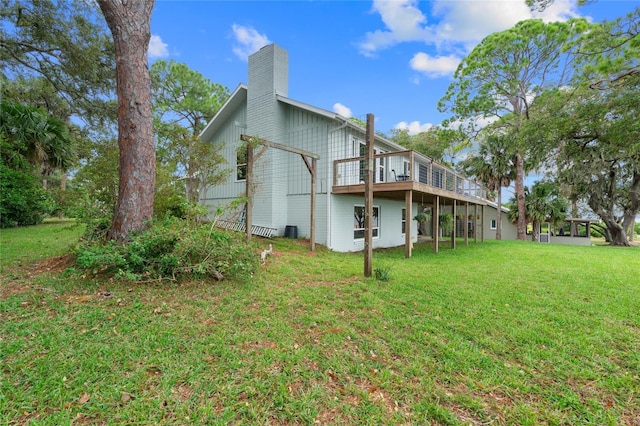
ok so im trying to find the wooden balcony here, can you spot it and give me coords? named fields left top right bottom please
left=332, top=150, right=488, bottom=206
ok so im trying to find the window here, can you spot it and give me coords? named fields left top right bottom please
left=490, top=219, right=497, bottom=230
left=236, top=147, right=247, bottom=181
left=432, top=167, right=443, bottom=188
left=354, top=139, right=366, bottom=183
left=354, top=205, right=380, bottom=240
left=401, top=208, right=406, bottom=234
left=376, top=150, right=386, bottom=182
left=353, top=139, right=386, bottom=183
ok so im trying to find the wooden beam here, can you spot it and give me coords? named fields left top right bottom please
left=364, top=114, right=374, bottom=277
left=301, top=154, right=312, bottom=174
left=245, top=145, right=254, bottom=242
left=241, top=134, right=319, bottom=159
left=405, top=190, right=412, bottom=258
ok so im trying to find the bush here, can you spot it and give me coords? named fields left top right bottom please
left=374, top=265, right=391, bottom=282
left=0, top=163, right=49, bottom=227
left=75, top=217, right=260, bottom=282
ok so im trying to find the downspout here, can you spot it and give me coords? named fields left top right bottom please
left=326, top=119, right=349, bottom=250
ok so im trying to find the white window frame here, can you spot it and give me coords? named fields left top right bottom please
left=490, top=219, right=497, bottom=230
left=354, top=205, right=380, bottom=240
left=236, top=147, right=247, bottom=182
left=401, top=208, right=406, bottom=235
left=376, top=149, right=386, bottom=183
left=352, top=138, right=366, bottom=184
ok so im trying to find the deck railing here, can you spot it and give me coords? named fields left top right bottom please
left=333, top=150, right=487, bottom=201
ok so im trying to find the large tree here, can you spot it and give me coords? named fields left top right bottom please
left=527, top=79, right=639, bottom=246
left=524, top=181, right=568, bottom=242
left=573, top=7, right=640, bottom=90
left=439, top=18, right=587, bottom=240
left=151, top=59, right=230, bottom=203
left=97, top=0, right=155, bottom=242
left=388, top=127, right=469, bottom=165
left=459, top=135, right=515, bottom=240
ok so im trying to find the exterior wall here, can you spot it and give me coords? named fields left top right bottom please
left=329, top=194, right=419, bottom=252
left=200, top=106, right=247, bottom=219
left=483, top=205, right=517, bottom=240
left=278, top=108, right=332, bottom=240
left=285, top=193, right=328, bottom=245
left=548, top=236, right=592, bottom=246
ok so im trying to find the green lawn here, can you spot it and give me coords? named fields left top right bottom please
left=1, top=223, right=639, bottom=424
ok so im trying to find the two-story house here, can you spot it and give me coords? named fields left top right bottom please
left=199, top=43, right=495, bottom=255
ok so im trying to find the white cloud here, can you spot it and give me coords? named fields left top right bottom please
left=359, top=0, right=582, bottom=59
left=409, top=52, right=460, bottom=77
left=395, top=120, right=434, bottom=135
left=358, top=0, right=431, bottom=56
left=231, top=24, right=271, bottom=61
left=148, top=34, right=169, bottom=59
left=429, top=0, right=579, bottom=47
left=333, top=103, right=352, bottom=118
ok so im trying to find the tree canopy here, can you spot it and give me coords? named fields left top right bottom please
left=151, top=59, right=230, bottom=203
left=439, top=18, right=588, bottom=240
left=0, top=0, right=115, bottom=120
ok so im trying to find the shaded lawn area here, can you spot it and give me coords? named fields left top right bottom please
left=1, top=226, right=639, bottom=425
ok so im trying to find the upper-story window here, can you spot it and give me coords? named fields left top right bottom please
left=236, top=147, right=247, bottom=181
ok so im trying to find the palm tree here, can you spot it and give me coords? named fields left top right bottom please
left=459, top=135, right=515, bottom=239
left=0, top=99, right=74, bottom=188
left=508, top=181, right=568, bottom=241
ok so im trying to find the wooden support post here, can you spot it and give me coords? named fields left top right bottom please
left=481, top=204, right=485, bottom=242
left=310, top=157, right=317, bottom=251
left=245, top=145, right=253, bottom=242
left=364, top=113, right=374, bottom=277
left=452, top=200, right=456, bottom=249
left=241, top=134, right=319, bottom=250
left=433, top=196, right=440, bottom=253
left=473, top=204, right=478, bottom=244
left=464, top=202, right=469, bottom=246
left=409, top=151, right=415, bottom=181
left=405, top=190, right=412, bottom=258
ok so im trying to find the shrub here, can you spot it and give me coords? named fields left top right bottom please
left=374, top=265, right=391, bottom=282
left=75, top=217, right=260, bottom=282
left=0, top=163, right=49, bottom=227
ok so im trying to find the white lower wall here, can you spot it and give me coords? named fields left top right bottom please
left=282, top=194, right=328, bottom=245
left=329, top=195, right=418, bottom=252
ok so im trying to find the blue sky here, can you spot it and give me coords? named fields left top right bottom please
left=149, top=0, right=637, bottom=136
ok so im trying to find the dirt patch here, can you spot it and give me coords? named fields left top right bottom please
left=1, top=253, right=77, bottom=299
left=0, top=279, right=31, bottom=299
left=172, top=382, right=194, bottom=402
left=30, top=253, right=77, bottom=275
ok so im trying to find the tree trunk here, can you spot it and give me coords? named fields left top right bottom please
left=496, top=187, right=502, bottom=240
left=531, top=220, right=540, bottom=242
left=187, top=156, right=198, bottom=204
left=98, top=0, right=156, bottom=242
left=606, top=219, right=629, bottom=246
left=514, top=153, right=526, bottom=240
